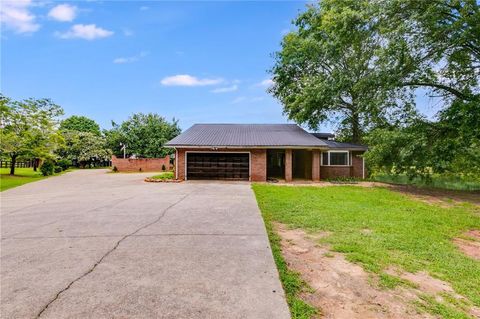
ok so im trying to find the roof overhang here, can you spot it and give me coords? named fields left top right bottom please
left=166, top=145, right=367, bottom=151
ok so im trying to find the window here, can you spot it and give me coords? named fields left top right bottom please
left=321, top=151, right=349, bottom=166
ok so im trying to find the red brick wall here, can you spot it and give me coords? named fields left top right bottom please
left=112, top=155, right=171, bottom=172
left=351, top=151, right=365, bottom=178
left=174, top=148, right=267, bottom=182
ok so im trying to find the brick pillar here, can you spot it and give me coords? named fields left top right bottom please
left=285, top=149, right=292, bottom=182
left=312, top=150, right=320, bottom=181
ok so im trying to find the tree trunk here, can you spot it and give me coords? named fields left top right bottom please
left=33, top=158, right=38, bottom=171
left=351, top=112, right=361, bottom=144
left=10, top=155, right=17, bottom=175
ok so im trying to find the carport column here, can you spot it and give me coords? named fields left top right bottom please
left=285, top=149, right=292, bottom=182
left=312, top=150, right=320, bottom=181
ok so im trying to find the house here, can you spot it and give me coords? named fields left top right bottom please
left=165, top=124, right=367, bottom=182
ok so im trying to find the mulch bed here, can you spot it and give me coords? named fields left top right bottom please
left=144, top=177, right=182, bottom=183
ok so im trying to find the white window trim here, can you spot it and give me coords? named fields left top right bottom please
left=321, top=150, right=350, bottom=166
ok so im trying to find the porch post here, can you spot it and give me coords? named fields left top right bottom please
left=312, top=150, right=320, bottom=181
left=285, top=149, right=292, bottom=182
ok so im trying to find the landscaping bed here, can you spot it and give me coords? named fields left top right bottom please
left=144, top=171, right=180, bottom=183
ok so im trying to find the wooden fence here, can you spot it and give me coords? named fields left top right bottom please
left=0, top=160, right=35, bottom=168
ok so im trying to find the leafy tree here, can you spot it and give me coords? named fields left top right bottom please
left=60, top=115, right=101, bottom=136
left=58, top=131, right=111, bottom=168
left=0, top=95, right=63, bottom=175
left=105, top=113, right=180, bottom=158
left=269, top=0, right=415, bottom=143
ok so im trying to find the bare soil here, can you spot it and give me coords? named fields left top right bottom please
left=275, top=223, right=431, bottom=319
left=454, top=230, right=480, bottom=261
left=274, top=223, right=480, bottom=319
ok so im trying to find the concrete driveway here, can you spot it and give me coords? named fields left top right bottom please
left=1, top=170, right=290, bottom=319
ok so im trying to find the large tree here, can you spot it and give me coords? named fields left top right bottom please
left=269, top=0, right=415, bottom=143
left=60, top=115, right=101, bottom=136
left=0, top=95, right=64, bottom=175
left=104, top=113, right=180, bottom=158
left=57, top=131, right=111, bottom=168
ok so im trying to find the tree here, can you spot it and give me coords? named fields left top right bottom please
left=60, top=115, right=101, bottom=136
left=269, top=0, right=415, bottom=143
left=58, top=131, right=111, bottom=168
left=104, top=113, right=180, bottom=158
left=0, top=95, right=63, bottom=175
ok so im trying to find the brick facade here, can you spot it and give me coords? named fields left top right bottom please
left=174, top=148, right=365, bottom=182
left=112, top=155, right=171, bottom=172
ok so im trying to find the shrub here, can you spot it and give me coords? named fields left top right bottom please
left=54, top=166, right=63, bottom=173
left=112, top=166, right=118, bottom=172
left=162, top=164, right=166, bottom=171
left=57, top=159, right=71, bottom=171
left=40, top=160, right=55, bottom=176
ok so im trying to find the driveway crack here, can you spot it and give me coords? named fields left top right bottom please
left=35, top=193, right=190, bottom=318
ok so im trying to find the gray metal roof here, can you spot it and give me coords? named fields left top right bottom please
left=311, top=132, right=335, bottom=140
left=166, top=124, right=329, bottom=148
left=314, top=136, right=368, bottom=150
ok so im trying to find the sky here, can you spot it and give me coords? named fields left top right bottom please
left=2, top=0, right=442, bottom=132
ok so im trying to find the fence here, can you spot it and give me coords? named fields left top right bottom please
left=0, top=160, right=35, bottom=168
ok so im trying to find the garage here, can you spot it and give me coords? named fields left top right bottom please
left=186, top=152, right=250, bottom=180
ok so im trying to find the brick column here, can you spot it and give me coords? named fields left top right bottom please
left=285, top=149, right=292, bottom=182
left=312, top=150, right=320, bottom=181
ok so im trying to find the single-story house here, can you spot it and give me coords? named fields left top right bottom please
left=165, top=124, right=367, bottom=182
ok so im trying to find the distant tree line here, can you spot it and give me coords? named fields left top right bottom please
left=270, top=0, right=479, bottom=180
left=0, top=94, right=180, bottom=175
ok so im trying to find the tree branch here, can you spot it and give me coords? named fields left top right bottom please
left=403, top=81, right=472, bottom=101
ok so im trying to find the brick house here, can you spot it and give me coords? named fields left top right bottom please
left=165, top=124, right=367, bottom=182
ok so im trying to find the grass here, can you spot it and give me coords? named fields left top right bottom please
left=372, top=173, right=480, bottom=191
left=252, top=184, right=480, bottom=318
left=262, top=201, right=318, bottom=319
left=150, top=171, right=174, bottom=180
left=0, top=168, right=47, bottom=191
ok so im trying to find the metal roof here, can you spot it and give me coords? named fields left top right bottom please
left=315, top=137, right=368, bottom=150
left=311, top=132, right=335, bottom=140
left=166, top=124, right=329, bottom=148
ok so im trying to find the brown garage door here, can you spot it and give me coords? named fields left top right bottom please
left=186, top=153, right=249, bottom=180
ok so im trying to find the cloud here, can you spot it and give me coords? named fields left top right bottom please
left=0, top=0, right=40, bottom=33
left=257, top=79, right=274, bottom=87
left=55, top=24, right=113, bottom=40
left=113, top=51, right=148, bottom=64
left=211, top=85, right=238, bottom=93
left=48, top=4, right=77, bottom=22
left=161, top=75, right=223, bottom=87
left=231, top=96, right=266, bottom=104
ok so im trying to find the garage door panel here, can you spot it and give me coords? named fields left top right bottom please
left=187, top=153, right=249, bottom=180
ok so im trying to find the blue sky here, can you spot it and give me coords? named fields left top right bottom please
left=2, top=0, right=441, bottom=132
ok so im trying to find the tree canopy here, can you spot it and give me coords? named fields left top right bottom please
left=271, top=0, right=479, bottom=178
left=0, top=95, right=64, bottom=175
left=104, top=113, right=180, bottom=158
left=60, top=115, right=101, bottom=136
left=57, top=131, right=111, bottom=168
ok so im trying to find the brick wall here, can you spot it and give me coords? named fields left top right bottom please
left=351, top=151, right=365, bottom=178
left=112, top=155, right=171, bottom=172
left=319, top=151, right=365, bottom=179
left=175, top=148, right=267, bottom=182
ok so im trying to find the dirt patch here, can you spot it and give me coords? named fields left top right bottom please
left=375, top=184, right=480, bottom=207
left=386, top=267, right=455, bottom=295
left=454, top=230, right=480, bottom=261
left=274, top=223, right=432, bottom=319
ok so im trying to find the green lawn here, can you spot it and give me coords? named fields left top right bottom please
left=0, top=168, right=47, bottom=191
left=372, top=173, right=480, bottom=191
left=253, top=184, right=480, bottom=319
left=149, top=171, right=174, bottom=180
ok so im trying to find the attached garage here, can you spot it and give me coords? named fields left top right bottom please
left=186, top=152, right=250, bottom=180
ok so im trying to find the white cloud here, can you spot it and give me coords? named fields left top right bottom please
left=113, top=51, right=149, bottom=64
left=139, top=6, right=149, bottom=11
left=257, top=79, right=274, bottom=87
left=211, top=85, right=238, bottom=93
left=48, top=4, right=77, bottom=22
left=161, top=75, right=223, bottom=87
left=231, top=96, right=266, bottom=104
left=0, top=0, right=40, bottom=33
left=56, top=24, right=113, bottom=40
